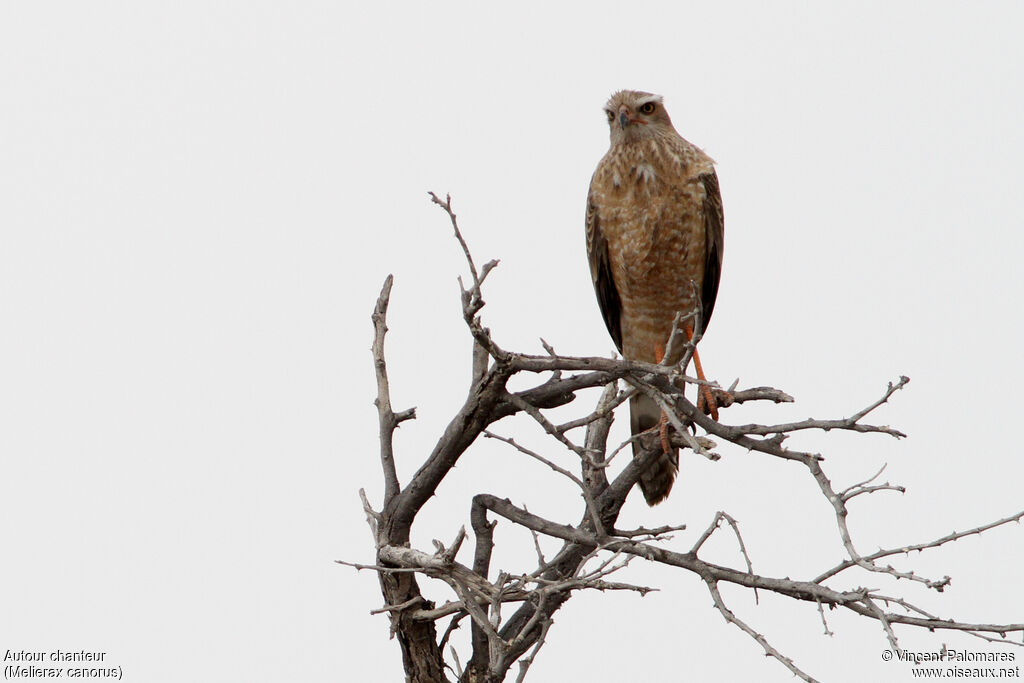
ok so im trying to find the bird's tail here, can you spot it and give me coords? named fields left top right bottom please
left=630, top=393, right=678, bottom=505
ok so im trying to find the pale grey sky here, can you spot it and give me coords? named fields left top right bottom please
left=2, top=2, right=1022, bottom=681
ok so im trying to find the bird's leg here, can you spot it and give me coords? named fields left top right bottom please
left=654, top=344, right=672, bottom=455
left=686, top=325, right=720, bottom=421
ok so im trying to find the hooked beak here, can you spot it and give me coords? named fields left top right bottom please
left=618, top=106, right=647, bottom=130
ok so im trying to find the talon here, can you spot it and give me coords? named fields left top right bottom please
left=696, top=379, right=719, bottom=421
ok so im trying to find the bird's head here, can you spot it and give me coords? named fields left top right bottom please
left=604, top=90, right=676, bottom=145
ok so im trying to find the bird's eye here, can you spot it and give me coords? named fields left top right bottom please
left=639, top=102, right=656, bottom=115
left=605, top=110, right=615, bottom=122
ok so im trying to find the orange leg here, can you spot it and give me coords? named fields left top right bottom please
left=692, top=346, right=719, bottom=421
left=686, top=325, right=719, bottom=421
left=654, top=344, right=673, bottom=454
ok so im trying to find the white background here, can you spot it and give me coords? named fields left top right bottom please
left=2, top=2, right=1022, bottom=681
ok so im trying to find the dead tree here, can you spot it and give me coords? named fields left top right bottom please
left=340, top=194, right=1024, bottom=683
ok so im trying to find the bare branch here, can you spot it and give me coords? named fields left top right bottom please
left=861, top=596, right=900, bottom=651
left=625, top=375, right=716, bottom=459
left=815, top=508, right=1024, bottom=583
left=483, top=430, right=586, bottom=488
left=513, top=617, right=552, bottom=683
left=722, top=385, right=794, bottom=405
left=429, top=192, right=482, bottom=290
left=359, top=488, right=381, bottom=545
left=371, top=595, right=426, bottom=615
left=706, top=580, right=817, bottom=683
left=725, top=377, right=910, bottom=439
left=439, top=612, right=466, bottom=654
left=371, top=275, right=407, bottom=505
left=504, top=394, right=592, bottom=462
left=815, top=597, right=835, bottom=637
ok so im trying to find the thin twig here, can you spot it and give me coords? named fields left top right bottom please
left=706, top=580, right=818, bottom=682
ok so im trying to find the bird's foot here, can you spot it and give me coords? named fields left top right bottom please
left=697, top=384, right=720, bottom=421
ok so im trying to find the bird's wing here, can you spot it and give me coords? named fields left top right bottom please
left=698, top=170, right=724, bottom=333
left=585, top=187, right=623, bottom=352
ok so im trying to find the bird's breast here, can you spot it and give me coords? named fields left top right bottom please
left=593, top=159, right=709, bottom=363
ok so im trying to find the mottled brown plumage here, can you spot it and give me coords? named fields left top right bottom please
left=585, top=90, right=724, bottom=505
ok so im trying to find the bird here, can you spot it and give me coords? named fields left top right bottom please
left=585, top=89, right=724, bottom=505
